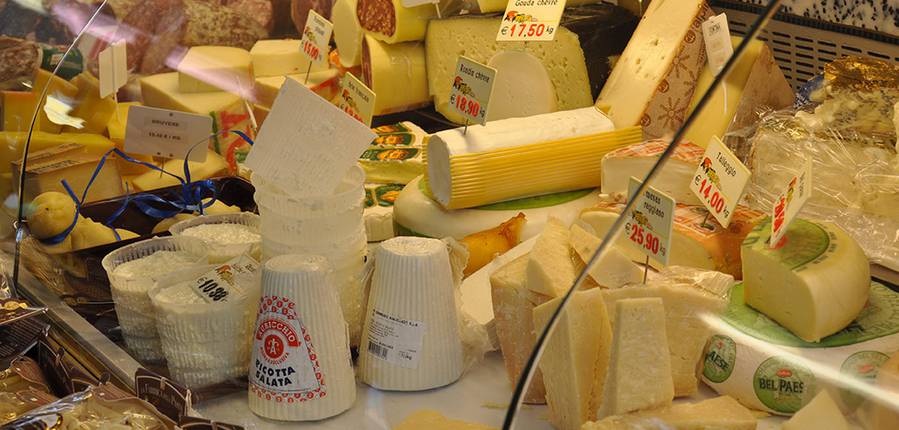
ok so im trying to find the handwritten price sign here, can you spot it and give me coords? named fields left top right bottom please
left=689, top=137, right=751, bottom=227
left=448, top=56, right=496, bottom=126
left=496, top=0, right=565, bottom=41
left=301, top=10, right=332, bottom=65
left=627, top=177, right=675, bottom=266
left=337, top=72, right=376, bottom=126
left=770, top=161, right=812, bottom=248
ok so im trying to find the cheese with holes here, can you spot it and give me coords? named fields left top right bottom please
left=527, top=218, right=576, bottom=298
left=596, top=0, right=712, bottom=138
left=427, top=110, right=641, bottom=209
left=177, top=46, right=254, bottom=94
left=580, top=202, right=764, bottom=278
left=253, top=70, right=341, bottom=107
left=534, top=288, right=612, bottom=430
left=356, top=0, right=436, bottom=44
left=12, top=143, right=124, bottom=204
left=742, top=218, right=870, bottom=342
left=583, top=396, right=757, bottom=430
left=601, top=139, right=704, bottom=206
left=568, top=224, right=641, bottom=288
left=250, top=39, right=329, bottom=78
left=333, top=0, right=364, bottom=67
left=131, top=149, right=228, bottom=191
left=66, top=72, right=117, bottom=134
left=685, top=37, right=794, bottom=148
left=394, top=410, right=495, bottom=430
left=362, top=36, right=430, bottom=116
left=487, top=50, right=557, bottom=121
left=783, top=390, right=848, bottom=430
left=491, top=254, right=549, bottom=404
left=598, top=297, right=674, bottom=418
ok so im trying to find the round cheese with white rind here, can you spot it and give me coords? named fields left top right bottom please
left=486, top=51, right=558, bottom=122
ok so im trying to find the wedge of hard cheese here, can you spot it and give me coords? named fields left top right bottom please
left=783, top=390, right=849, bottom=430
left=601, top=139, right=704, bottom=206
left=177, top=46, right=253, bottom=94
left=253, top=70, right=341, bottom=107
left=527, top=218, right=577, bottom=298
left=583, top=396, right=756, bottom=430
left=568, top=224, right=641, bottom=289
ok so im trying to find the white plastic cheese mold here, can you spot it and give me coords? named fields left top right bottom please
left=169, top=212, right=261, bottom=263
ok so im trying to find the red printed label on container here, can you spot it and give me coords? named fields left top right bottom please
left=496, top=0, right=566, bottom=42
left=626, top=177, right=675, bottom=267
left=250, top=296, right=326, bottom=401
left=301, top=10, right=332, bottom=66
left=448, top=56, right=496, bottom=126
left=690, top=136, right=751, bottom=228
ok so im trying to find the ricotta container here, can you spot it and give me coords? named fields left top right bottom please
left=170, top=212, right=261, bottom=263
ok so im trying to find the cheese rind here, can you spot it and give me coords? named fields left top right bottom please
left=332, top=0, right=364, bottom=67
left=568, top=224, right=641, bottom=289
left=783, top=390, right=848, bottom=430
left=249, top=39, right=327, bottom=77
left=356, top=0, right=436, bottom=44
left=582, top=396, right=757, bottom=430
left=362, top=36, right=430, bottom=116
left=601, top=139, right=705, bottom=206
left=177, top=46, right=253, bottom=94
left=527, top=218, right=576, bottom=298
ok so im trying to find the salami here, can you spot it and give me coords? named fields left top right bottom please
left=355, top=0, right=435, bottom=43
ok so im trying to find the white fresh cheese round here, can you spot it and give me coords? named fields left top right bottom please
left=486, top=50, right=558, bottom=121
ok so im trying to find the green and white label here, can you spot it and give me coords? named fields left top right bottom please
left=704, top=335, right=737, bottom=383
left=753, top=356, right=815, bottom=414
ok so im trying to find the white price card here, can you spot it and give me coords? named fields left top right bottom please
left=627, top=176, right=675, bottom=267
left=770, top=161, right=813, bottom=248
left=701, top=13, right=733, bottom=75
left=300, top=10, right=333, bottom=66
left=98, top=41, right=127, bottom=98
left=448, top=56, right=496, bottom=126
left=496, top=0, right=566, bottom=42
left=190, top=255, right=259, bottom=303
left=124, top=105, right=211, bottom=162
left=336, top=72, right=376, bottom=126
left=689, top=136, right=751, bottom=228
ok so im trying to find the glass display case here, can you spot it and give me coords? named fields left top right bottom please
left=1, top=0, right=898, bottom=428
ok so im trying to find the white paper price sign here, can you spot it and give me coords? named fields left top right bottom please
left=689, top=137, right=751, bottom=228
left=337, top=72, right=376, bottom=126
left=496, top=0, right=566, bottom=41
left=626, top=177, right=675, bottom=266
left=98, top=41, right=127, bottom=98
left=448, top=56, right=496, bottom=126
left=770, top=161, right=813, bottom=248
left=301, top=10, right=333, bottom=65
left=701, top=13, right=733, bottom=74
left=124, top=105, right=211, bottom=162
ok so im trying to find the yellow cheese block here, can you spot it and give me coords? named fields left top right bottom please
left=66, top=72, right=118, bottom=134
left=250, top=39, right=329, bottom=77
left=583, top=396, right=757, bottom=430
left=3, top=91, right=52, bottom=133
left=253, top=70, right=340, bottom=107
left=357, top=0, right=436, bottom=43
left=70, top=218, right=138, bottom=251
left=393, top=410, right=495, bottom=430
left=12, top=143, right=124, bottom=204
left=0, top=132, right=116, bottom=175
left=177, top=46, right=254, bottom=94
left=31, top=70, right=79, bottom=134
left=105, top=102, right=156, bottom=176
left=130, top=149, right=227, bottom=191
left=362, top=36, right=429, bottom=115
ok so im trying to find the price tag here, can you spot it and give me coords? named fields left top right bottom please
left=300, top=10, right=333, bottom=66
left=190, top=255, right=259, bottom=303
left=770, top=161, right=813, bottom=248
left=448, top=56, right=496, bottom=126
left=124, top=105, right=211, bottom=162
left=336, top=72, right=376, bottom=126
left=496, top=0, right=566, bottom=42
left=626, top=177, right=675, bottom=267
left=689, top=136, right=751, bottom=228
left=701, top=13, right=733, bottom=75
left=98, top=40, right=127, bottom=98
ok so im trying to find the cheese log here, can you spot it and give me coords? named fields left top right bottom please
left=394, top=410, right=495, bottom=430
left=490, top=254, right=550, bottom=404
left=783, top=390, right=848, bottom=430
left=291, top=0, right=334, bottom=36
left=66, top=72, right=117, bottom=134
left=741, top=218, right=870, bottom=342
left=356, top=0, right=436, bottom=44
left=250, top=39, right=329, bottom=78
left=598, top=297, right=675, bottom=418
left=131, top=149, right=228, bottom=191
left=486, top=50, right=557, bottom=121
left=361, top=36, right=429, bottom=115
left=870, top=351, right=899, bottom=430
left=580, top=202, right=765, bottom=278
left=685, top=37, right=794, bottom=148
left=601, top=139, right=705, bottom=206
left=533, top=288, right=612, bottom=430
left=253, top=70, right=341, bottom=107
left=333, top=0, right=364, bottom=67
left=596, top=0, right=713, bottom=138
left=583, top=396, right=757, bottom=430
left=527, top=218, right=577, bottom=298
left=426, top=109, right=641, bottom=209
left=568, top=224, right=641, bottom=289
left=177, top=46, right=253, bottom=94
left=12, top=143, right=124, bottom=204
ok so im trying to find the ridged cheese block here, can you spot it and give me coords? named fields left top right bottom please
left=601, top=139, right=704, bottom=206
left=395, top=410, right=495, bottom=430
left=356, top=0, right=436, bottom=43
left=598, top=297, right=674, bottom=418
left=394, top=176, right=602, bottom=240
left=177, top=46, right=253, bottom=94
left=685, top=37, right=794, bottom=148
left=580, top=202, right=764, bottom=278
left=359, top=237, right=463, bottom=391
left=533, top=288, right=612, bottom=430
left=131, top=149, right=228, bottom=191
left=332, top=0, right=364, bottom=67
left=490, top=254, right=550, bottom=404
left=427, top=109, right=641, bottom=209
left=361, top=36, right=429, bottom=115
left=360, top=122, right=427, bottom=184
left=742, top=218, right=870, bottom=342
left=568, top=224, right=641, bottom=289
left=249, top=255, right=355, bottom=421
left=871, top=351, right=899, bottom=430
left=527, top=218, right=577, bottom=298
left=253, top=70, right=341, bottom=107
left=583, top=396, right=757, bottom=430
left=783, top=390, right=848, bottom=430
left=250, top=39, right=328, bottom=78
left=596, top=0, right=713, bottom=138
left=66, top=72, right=117, bottom=134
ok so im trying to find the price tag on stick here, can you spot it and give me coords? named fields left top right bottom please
left=301, top=10, right=333, bottom=67
left=496, top=0, right=566, bottom=41
left=336, top=73, right=376, bottom=126
left=770, top=161, right=813, bottom=248
left=626, top=177, right=675, bottom=267
left=448, top=56, right=496, bottom=127
left=689, top=136, right=751, bottom=228
left=701, top=13, right=733, bottom=75
left=98, top=41, right=127, bottom=98
left=124, top=105, right=211, bottom=162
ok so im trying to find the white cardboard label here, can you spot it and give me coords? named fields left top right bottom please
left=336, top=73, right=376, bottom=127
left=496, top=0, right=566, bottom=42
left=98, top=41, right=127, bottom=98
left=124, top=106, right=210, bottom=162
left=627, top=177, right=675, bottom=267
left=244, top=79, right=376, bottom=194
left=43, top=95, right=84, bottom=129
left=366, top=309, right=425, bottom=369
left=702, top=13, right=733, bottom=75
left=401, top=0, right=438, bottom=7
left=690, top=136, right=751, bottom=228
left=190, top=255, right=259, bottom=303
left=448, top=56, right=496, bottom=126
left=770, top=161, right=813, bottom=248
left=300, top=10, right=333, bottom=66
